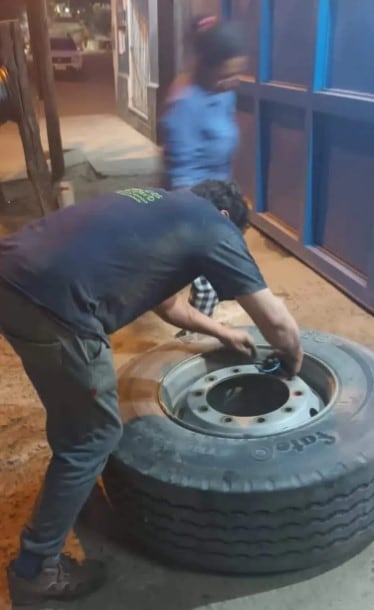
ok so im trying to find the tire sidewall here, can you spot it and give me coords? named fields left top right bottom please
left=114, top=328, right=374, bottom=493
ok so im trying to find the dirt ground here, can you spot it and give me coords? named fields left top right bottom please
left=0, top=173, right=373, bottom=608
left=0, top=164, right=161, bottom=237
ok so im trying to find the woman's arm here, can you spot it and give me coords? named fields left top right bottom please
left=160, top=96, right=199, bottom=189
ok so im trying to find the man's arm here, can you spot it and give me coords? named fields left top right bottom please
left=154, top=295, right=256, bottom=357
left=237, top=289, right=303, bottom=375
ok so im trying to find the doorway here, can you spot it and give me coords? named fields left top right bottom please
left=128, top=0, right=150, bottom=119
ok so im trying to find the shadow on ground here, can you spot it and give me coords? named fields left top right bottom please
left=14, top=484, right=353, bottom=610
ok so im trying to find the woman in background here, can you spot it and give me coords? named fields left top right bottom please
left=160, top=18, right=247, bottom=318
left=165, top=15, right=218, bottom=102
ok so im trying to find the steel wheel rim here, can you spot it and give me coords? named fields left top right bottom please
left=159, top=347, right=338, bottom=438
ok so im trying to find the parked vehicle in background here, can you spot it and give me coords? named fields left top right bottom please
left=50, top=17, right=87, bottom=50
left=50, top=36, right=83, bottom=76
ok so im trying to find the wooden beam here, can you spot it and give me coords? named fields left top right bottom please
left=25, top=0, right=43, bottom=99
left=26, top=0, right=65, bottom=181
left=0, top=0, right=24, bottom=21
left=0, top=20, right=54, bottom=215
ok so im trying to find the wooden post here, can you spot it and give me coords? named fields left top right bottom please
left=0, top=20, right=54, bottom=215
left=26, top=0, right=65, bottom=181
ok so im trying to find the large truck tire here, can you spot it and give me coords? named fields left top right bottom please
left=103, top=328, right=374, bottom=574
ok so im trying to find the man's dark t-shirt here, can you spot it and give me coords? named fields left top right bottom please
left=0, top=188, right=266, bottom=341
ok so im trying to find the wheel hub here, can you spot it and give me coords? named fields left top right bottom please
left=160, top=347, right=336, bottom=438
left=184, top=364, right=321, bottom=436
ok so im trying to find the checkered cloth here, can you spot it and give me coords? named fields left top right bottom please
left=189, top=276, right=219, bottom=317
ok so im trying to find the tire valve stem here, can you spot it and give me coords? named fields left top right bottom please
left=256, top=355, right=281, bottom=375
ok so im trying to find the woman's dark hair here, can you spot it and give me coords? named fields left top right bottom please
left=189, top=14, right=219, bottom=38
left=184, top=14, right=217, bottom=60
left=194, top=21, right=246, bottom=68
left=191, top=180, right=251, bottom=231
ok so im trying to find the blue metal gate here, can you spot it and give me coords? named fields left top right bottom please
left=225, top=0, right=374, bottom=312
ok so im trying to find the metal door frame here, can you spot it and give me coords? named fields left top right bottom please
left=224, top=0, right=374, bottom=312
left=127, top=0, right=149, bottom=120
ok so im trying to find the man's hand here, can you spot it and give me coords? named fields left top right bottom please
left=237, top=289, right=303, bottom=377
left=155, top=292, right=303, bottom=376
left=219, top=327, right=257, bottom=358
left=274, top=346, right=304, bottom=377
left=155, top=295, right=256, bottom=355
left=284, top=346, right=304, bottom=377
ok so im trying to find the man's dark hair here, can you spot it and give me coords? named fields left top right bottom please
left=191, top=180, right=251, bottom=231
left=194, top=21, right=246, bottom=68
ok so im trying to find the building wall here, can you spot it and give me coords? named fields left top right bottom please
left=0, top=0, right=24, bottom=21
left=226, top=0, right=374, bottom=311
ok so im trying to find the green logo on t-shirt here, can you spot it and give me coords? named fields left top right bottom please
left=116, top=188, right=163, bottom=204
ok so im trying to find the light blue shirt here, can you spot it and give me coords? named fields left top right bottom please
left=160, top=85, right=239, bottom=188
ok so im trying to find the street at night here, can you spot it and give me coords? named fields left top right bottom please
left=52, top=49, right=115, bottom=117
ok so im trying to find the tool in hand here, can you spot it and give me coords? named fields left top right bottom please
left=248, top=346, right=285, bottom=376
left=256, top=354, right=282, bottom=375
